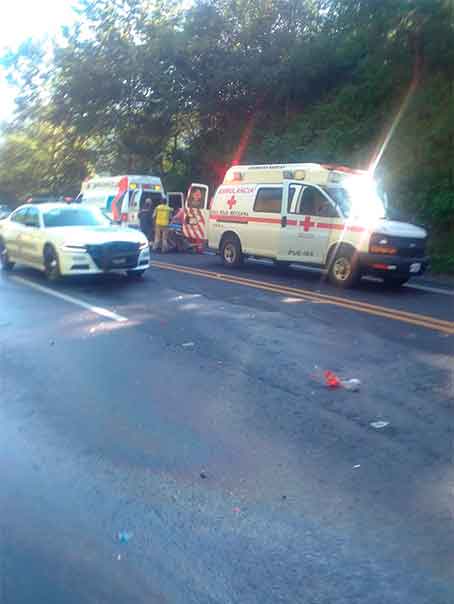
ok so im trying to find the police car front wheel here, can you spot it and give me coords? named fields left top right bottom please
left=328, top=249, right=360, bottom=288
left=44, top=245, right=61, bottom=281
left=0, top=239, right=14, bottom=271
left=221, top=237, right=243, bottom=267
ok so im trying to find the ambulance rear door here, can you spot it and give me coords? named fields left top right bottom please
left=184, top=184, right=209, bottom=241
left=127, top=187, right=142, bottom=227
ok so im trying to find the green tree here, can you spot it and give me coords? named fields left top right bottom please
left=0, top=118, right=91, bottom=200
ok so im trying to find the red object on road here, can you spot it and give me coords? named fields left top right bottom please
left=324, top=370, right=342, bottom=388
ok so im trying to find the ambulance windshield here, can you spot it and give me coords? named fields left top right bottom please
left=324, top=178, right=386, bottom=220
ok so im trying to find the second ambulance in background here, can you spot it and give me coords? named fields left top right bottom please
left=79, top=175, right=183, bottom=227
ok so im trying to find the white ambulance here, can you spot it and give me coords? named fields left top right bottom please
left=79, top=175, right=166, bottom=226
left=194, top=163, right=429, bottom=288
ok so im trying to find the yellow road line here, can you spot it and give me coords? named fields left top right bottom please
left=151, top=260, right=454, bottom=335
left=153, top=260, right=453, bottom=328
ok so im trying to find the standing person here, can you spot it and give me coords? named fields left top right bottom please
left=139, top=198, right=153, bottom=241
left=152, top=196, right=172, bottom=253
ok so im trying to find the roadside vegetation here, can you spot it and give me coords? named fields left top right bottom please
left=0, top=0, right=453, bottom=272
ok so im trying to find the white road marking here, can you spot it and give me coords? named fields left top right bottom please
left=11, top=276, right=128, bottom=323
left=244, top=259, right=454, bottom=296
left=405, top=283, right=454, bottom=296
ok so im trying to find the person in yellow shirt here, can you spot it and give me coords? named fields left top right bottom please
left=152, top=196, right=172, bottom=252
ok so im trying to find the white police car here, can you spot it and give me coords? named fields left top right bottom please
left=0, top=203, right=150, bottom=280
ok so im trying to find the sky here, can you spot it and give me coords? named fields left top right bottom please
left=0, top=0, right=76, bottom=122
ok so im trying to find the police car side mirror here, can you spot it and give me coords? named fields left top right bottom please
left=281, top=216, right=287, bottom=228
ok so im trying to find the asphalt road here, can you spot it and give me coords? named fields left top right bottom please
left=0, top=252, right=453, bottom=604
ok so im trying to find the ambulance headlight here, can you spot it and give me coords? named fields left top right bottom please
left=369, top=233, right=397, bottom=255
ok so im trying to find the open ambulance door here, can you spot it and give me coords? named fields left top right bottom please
left=183, top=183, right=209, bottom=241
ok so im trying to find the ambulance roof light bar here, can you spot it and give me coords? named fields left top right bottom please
left=283, top=169, right=306, bottom=180
left=321, top=164, right=368, bottom=176
left=225, top=171, right=244, bottom=182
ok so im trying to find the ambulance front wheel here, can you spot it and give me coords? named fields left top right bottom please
left=328, top=246, right=360, bottom=288
left=221, top=235, right=243, bottom=268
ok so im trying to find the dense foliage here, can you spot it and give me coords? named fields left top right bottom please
left=1, top=0, right=453, bottom=269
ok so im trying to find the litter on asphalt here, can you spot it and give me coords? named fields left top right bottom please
left=370, top=421, right=390, bottom=430
left=182, top=342, right=195, bottom=348
left=324, top=370, right=342, bottom=388
left=117, top=531, right=133, bottom=544
left=323, top=371, right=361, bottom=391
left=342, top=378, right=361, bottom=391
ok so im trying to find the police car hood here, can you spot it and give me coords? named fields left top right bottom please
left=47, top=226, right=147, bottom=246
left=373, top=219, right=427, bottom=239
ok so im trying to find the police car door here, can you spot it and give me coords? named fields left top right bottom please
left=278, top=181, right=336, bottom=264
left=184, top=184, right=209, bottom=241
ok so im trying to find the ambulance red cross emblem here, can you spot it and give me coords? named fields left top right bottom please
left=227, top=195, right=237, bottom=210
left=302, top=215, right=315, bottom=232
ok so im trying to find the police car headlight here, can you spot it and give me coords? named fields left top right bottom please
left=62, top=244, right=87, bottom=252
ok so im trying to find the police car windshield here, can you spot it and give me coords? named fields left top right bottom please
left=43, top=207, right=110, bottom=228
left=324, top=179, right=386, bottom=220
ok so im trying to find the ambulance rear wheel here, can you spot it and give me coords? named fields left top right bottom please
left=328, top=247, right=360, bottom=288
left=221, top=236, right=243, bottom=268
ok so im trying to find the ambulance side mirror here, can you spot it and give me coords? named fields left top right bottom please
left=281, top=216, right=287, bottom=228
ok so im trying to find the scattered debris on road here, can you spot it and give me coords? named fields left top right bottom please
left=49, top=340, right=55, bottom=346
left=117, top=531, right=133, bottom=544
left=200, top=471, right=207, bottom=479
left=324, top=370, right=341, bottom=388
left=233, top=507, right=241, bottom=514
left=342, top=378, right=361, bottom=391
left=323, top=371, right=361, bottom=391
left=353, top=464, right=361, bottom=469
left=182, top=341, right=195, bottom=348
left=370, top=420, right=390, bottom=430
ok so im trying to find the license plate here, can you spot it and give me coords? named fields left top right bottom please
left=410, top=262, right=421, bottom=273
left=112, top=257, right=127, bottom=265
left=189, top=218, right=198, bottom=225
